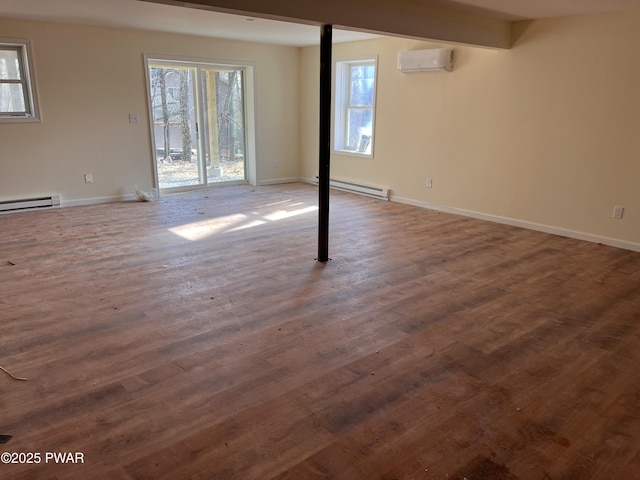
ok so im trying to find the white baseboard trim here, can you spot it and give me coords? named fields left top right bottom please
left=391, top=195, right=640, bottom=253
left=61, top=180, right=300, bottom=207
left=300, top=177, right=316, bottom=185
left=61, top=194, right=137, bottom=208
left=257, top=177, right=302, bottom=186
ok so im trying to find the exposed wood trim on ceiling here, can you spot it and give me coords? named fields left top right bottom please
left=137, top=0, right=512, bottom=48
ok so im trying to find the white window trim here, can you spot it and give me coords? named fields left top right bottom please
left=333, top=55, right=378, bottom=158
left=0, top=38, right=41, bottom=123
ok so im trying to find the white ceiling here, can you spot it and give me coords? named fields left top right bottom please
left=1, top=0, right=640, bottom=46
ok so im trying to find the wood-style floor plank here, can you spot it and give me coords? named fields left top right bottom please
left=1, top=183, right=639, bottom=479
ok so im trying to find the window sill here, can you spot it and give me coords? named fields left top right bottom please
left=333, top=149, right=373, bottom=159
left=0, top=116, right=41, bottom=124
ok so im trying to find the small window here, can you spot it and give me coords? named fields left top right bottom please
left=0, top=39, right=40, bottom=122
left=334, top=57, right=377, bottom=156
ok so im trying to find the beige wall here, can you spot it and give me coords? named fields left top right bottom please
left=0, top=18, right=300, bottom=203
left=300, top=11, right=640, bottom=248
left=2, top=12, right=639, bottom=248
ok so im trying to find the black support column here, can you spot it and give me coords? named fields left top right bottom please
left=317, top=24, right=332, bottom=262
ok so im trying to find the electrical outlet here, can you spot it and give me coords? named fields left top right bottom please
left=612, top=206, right=624, bottom=219
left=128, top=113, right=139, bottom=124
left=426, top=178, right=433, bottom=188
left=84, top=173, right=93, bottom=183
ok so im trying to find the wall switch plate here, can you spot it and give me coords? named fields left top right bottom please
left=426, top=178, right=433, bottom=188
left=128, top=113, right=139, bottom=124
left=84, top=173, right=93, bottom=183
left=613, top=206, right=624, bottom=219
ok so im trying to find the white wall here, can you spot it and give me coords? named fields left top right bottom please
left=0, top=18, right=300, bottom=204
left=300, top=11, right=640, bottom=249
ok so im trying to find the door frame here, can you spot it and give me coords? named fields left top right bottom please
left=143, top=54, right=258, bottom=194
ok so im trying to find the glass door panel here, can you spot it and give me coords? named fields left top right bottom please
left=149, top=64, right=202, bottom=189
left=201, top=68, right=246, bottom=184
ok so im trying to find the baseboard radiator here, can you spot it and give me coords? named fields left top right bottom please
left=0, top=195, right=61, bottom=214
left=313, top=176, right=389, bottom=201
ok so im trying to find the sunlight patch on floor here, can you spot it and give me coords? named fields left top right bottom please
left=168, top=205, right=318, bottom=241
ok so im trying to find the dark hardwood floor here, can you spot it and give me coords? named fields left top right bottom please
left=1, top=183, right=639, bottom=480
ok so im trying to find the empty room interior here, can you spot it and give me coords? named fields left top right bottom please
left=1, top=0, right=640, bottom=478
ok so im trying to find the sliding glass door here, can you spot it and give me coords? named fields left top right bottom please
left=147, top=58, right=248, bottom=191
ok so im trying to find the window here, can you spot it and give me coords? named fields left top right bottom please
left=0, top=39, right=40, bottom=122
left=334, top=57, right=377, bottom=156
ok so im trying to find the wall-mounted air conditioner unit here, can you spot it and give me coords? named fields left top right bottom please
left=397, top=48, right=454, bottom=73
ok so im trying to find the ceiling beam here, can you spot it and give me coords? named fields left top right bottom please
left=138, top=0, right=512, bottom=48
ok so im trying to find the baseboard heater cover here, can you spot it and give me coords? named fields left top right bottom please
left=313, top=177, right=389, bottom=201
left=0, top=195, right=61, bottom=213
